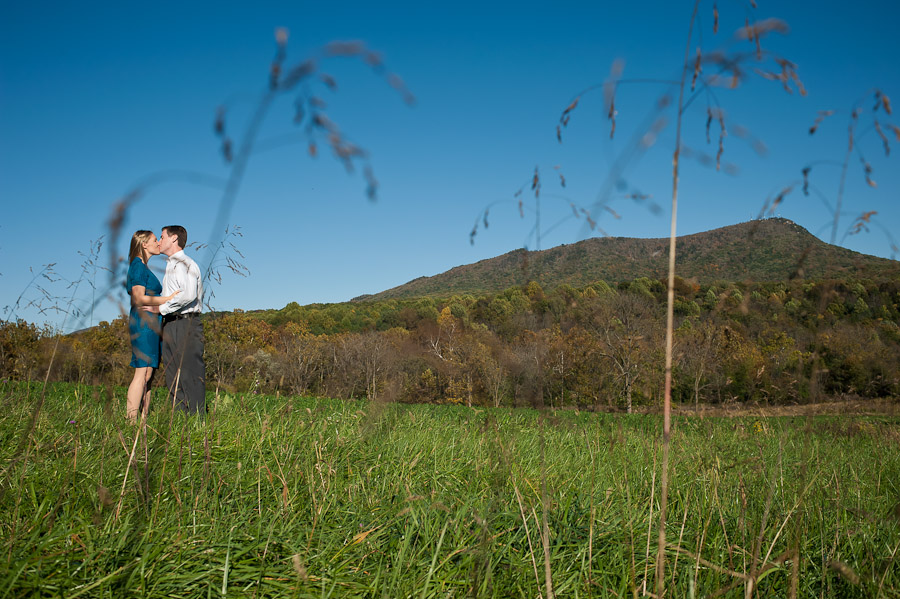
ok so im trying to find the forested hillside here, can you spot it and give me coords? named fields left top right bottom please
left=359, top=219, right=900, bottom=300
left=5, top=275, right=899, bottom=409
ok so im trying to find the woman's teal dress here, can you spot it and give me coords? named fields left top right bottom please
left=126, top=257, right=163, bottom=368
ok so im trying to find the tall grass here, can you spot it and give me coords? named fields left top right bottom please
left=1, top=382, right=897, bottom=597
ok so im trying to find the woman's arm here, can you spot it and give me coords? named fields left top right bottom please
left=131, top=285, right=180, bottom=307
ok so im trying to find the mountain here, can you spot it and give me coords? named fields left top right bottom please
left=359, top=219, right=900, bottom=301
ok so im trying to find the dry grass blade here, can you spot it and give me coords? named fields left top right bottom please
left=539, top=419, right=554, bottom=599
left=668, top=543, right=750, bottom=581
left=115, top=423, right=144, bottom=520
left=643, top=456, right=658, bottom=593
left=877, top=539, right=900, bottom=595
left=504, top=454, right=543, bottom=594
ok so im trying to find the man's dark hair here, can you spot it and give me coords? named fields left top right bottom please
left=163, top=225, right=188, bottom=250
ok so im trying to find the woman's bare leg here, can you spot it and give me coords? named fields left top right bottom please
left=141, top=368, right=155, bottom=418
left=127, top=366, right=151, bottom=421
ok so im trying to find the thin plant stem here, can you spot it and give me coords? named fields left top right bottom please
left=658, top=1, right=701, bottom=594
left=539, top=415, right=554, bottom=599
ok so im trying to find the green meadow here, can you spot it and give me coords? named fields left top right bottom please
left=1, top=382, right=898, bottom=598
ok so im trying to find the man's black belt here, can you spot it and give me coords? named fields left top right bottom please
left=163, top=312, right=200, bottom=323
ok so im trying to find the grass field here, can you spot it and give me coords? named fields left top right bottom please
left=1, top=381, right=898, bottom=597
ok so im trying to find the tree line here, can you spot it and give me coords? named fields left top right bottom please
left=2, top=276, right=898, bottom=410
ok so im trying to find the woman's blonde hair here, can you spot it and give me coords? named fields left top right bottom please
left=129, top=230, right=154, bottom=263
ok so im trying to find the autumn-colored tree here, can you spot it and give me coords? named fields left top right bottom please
left=273, top=321, right=328, bottom=396
left=504, top=330, right=548, bottom=408
left=204, top=311, right=274, bottom=391
left=586, top=291, right=661, bottom=412
left=331, top=330, right=399, bottom=401
left=74, top=317, right=130, bottom=383
left=475, top=337, right=508, bottom=408
left=0, top=319, right=47, bottom=381
left=676, top=319, right=722, bottom=406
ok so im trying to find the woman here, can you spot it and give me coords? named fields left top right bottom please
left=125, top=230, right=179, bottom=421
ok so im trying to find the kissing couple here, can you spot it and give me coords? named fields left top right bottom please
left=124, top=225, right=206, bottom=421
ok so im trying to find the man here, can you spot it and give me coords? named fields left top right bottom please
left=159, top=225, right=206, bottom=414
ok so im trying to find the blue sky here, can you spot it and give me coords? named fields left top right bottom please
left=2, top=0, right=899, bottom=331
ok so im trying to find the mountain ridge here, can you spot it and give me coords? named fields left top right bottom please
left=356, top=218, right=899, bottom=301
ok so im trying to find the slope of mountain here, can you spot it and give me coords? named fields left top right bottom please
left=359, top=219, right=899, bottom=300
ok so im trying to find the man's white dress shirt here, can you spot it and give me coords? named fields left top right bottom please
left=160, top=250, right=203, bottom=316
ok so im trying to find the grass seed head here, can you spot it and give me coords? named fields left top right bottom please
left=691, top=47, right=702, bottom=92
left=324, top=40, right=366, bottom=57
left=97, top=485, right=113, bottom=508
left=736, top=18, right=789, bottom=41
left=876, top=90, right=893, bottom=115
left=828, top=560, right=860, bottom=585
left=889, top=123, right=900, bottom=141
left=874, top=120, right=891, bottom=156
left=214, top=107, right=226, bottom=135
left=291, top=554, right=309, bottom=580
